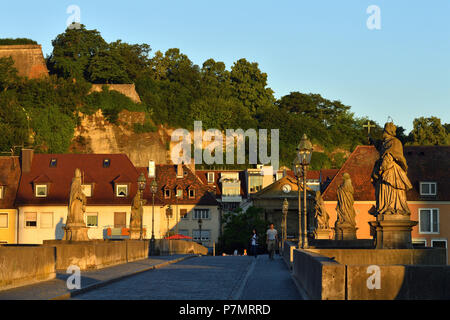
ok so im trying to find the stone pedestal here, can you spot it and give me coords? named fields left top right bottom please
left=63, top=222, right=89, bottom=241
left=369, top=214, right=418, bottom=249
left=129, top=228, right=141, bottom=240
left=314, top=229, right=331, bottom=240
left=334, top=223, right=358, bottom=240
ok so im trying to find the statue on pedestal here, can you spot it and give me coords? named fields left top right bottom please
left=129, top=191, right=143, bottom=240
left=314, top=191, right=331, bottom=239
left=334, top=173, right=357, bottom=240
left=64, top=168, right=89, bottom=241
left=370, top=122, right=412, bottom=216
left=369, top=122, right=417, bottom=248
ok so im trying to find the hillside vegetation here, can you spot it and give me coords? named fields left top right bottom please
left=0, top=26, right=448, bottom=169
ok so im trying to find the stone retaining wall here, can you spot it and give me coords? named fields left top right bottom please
left=0, top=246, right=55, bottom=291
left=43, top=240, right=149, bottom=271
left=292, top=248, right=450, bottom=300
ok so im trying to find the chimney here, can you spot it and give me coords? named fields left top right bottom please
left=148, top=160, right=155, bottom=178
left=21, top=148, right=34, bottom=173
left=177, top=163, right=183, bottom=178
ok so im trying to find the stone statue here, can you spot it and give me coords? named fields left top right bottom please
left=129, top=191, right=143, bottom=239
left=368, top=122, right=417, bottom=249
left=370, top=122, right=412, bottom=216
left=64, top=168, right=89, bottom=241
left=335, top=173, right=357, bottom=227
left=314, top=191, right=330, bottom=230
left=334, top=173, right=357, bottom=240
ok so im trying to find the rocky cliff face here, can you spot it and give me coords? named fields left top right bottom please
left=70, top=110, right=171, bottom=167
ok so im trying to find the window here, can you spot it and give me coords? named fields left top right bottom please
left=194, top=209, right=210, bottom=220
left=0, top=186, right=4, bottom=200
left=419, top=208, right=439, bottom=234
left=114, top=212, right=126, bottom=228
left=50, top=158, right=57, bottom=168
left=0, top=213, right=8, bottom=228
left=180, top=209, right=188, bottom=220
left=420, top=182, right=437, bottom=196
left=249, top=175, right=263, bottom=193
left=86, top=213, right=98, bottom=227
left=207, top=172, right=215, bottom=184
left=193, top=230, right=210, bottom=242
left=223, top=186, right=240, bottom=196
left=40, top=213, right=53, bottom=229
left=103, top=158, right=111, bottom=168
left=25, top=212, right=37, bottom=228
left=35, top=184, right=48, bottom=197
left=412, top=239, right=427, bottom=248
left=82, top=184, right=92, bottom=197
left=116, top=184, right=128, bottom=197
left=164, top=188, right=171, bottom=199
left=431, top=239, right=447, bottom=248
left=189, top=189, right=195, bottom=199
left=176, top=188, right=183, bottom=199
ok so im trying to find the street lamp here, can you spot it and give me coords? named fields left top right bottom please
left=137, top=173, right=146, bottom=240
left=150, top=179, right=158, bottom=255
left=198, top=218, right=203, bottom=245
left=166, top=205, right=172, bottom=237
left=293, top=134, right=313, bottom=249
left=282, top=198, right=289, bottom=251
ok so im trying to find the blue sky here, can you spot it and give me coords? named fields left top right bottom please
left=1, top=0, right=449, bottom=132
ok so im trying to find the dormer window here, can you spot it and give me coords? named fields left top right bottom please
left=189, top=188, right=195, bottom=199
left=164, top=188, right=171, bottom=199
left=207, top=172, right=215, bottom=184
left=116, top=184, right=128, bottom=197
left=103, top=158, right=111, bottom=168
left=35, top=184, right=48, bottom=198
left=82, top=184, right=93, bottom=197
left=50, top=158, right=57, bottom=168
left=420, top=182, right=437, bottom=196
left=0, top=186, right=4, bottom=200
left=176, top=188, right=183, bottom=199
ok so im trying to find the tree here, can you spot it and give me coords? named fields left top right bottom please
left=410, top=117, right=449, bottom=146
left=218, top=206, right=267, bottom=254
left=47, top=25, right=108, bottom=81
left=109, top=40, right=151, bottom=82
left=0, top=91, right=29, bottom=152
left=87, top=48, right=131, bottom=84
left=230, top=58, right=275, bottom=114
left=0, top=57, right=19, bottom=91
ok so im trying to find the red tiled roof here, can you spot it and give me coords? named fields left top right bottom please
left=285, top=169, right=338, bottom=182
left=322, top=145, right=450, bottom=201
left=137, top=165, right=219, bottom=206
left=0, top=157, right=21, bottom=209
left=16, top=154, right=140, bottom=206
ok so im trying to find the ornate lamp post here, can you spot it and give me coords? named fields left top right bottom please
left=175, top=191, right=180, bottom=236
left=293, top=134, right=313, bottom=249
left=137, top=173, right=147, bottom=240
left=198, top=218, right=203, bottom=245
left=282, top=198, right=289, bottom=251
left=150, top=179, right=158, bottom=255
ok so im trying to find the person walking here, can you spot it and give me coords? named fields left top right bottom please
left=266, top=223, right=278, bottom=260
left=250, top=229, right=258, bottom=258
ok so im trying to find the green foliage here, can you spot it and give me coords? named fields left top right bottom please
left=0, top=57, right=20, bottom=91
left=332, top=152, right=347, bottom=169
left=310, top=152, right=332, bottom=170
left=0, top=38, right=37, bottom=45
left=0, top=91, right=29, bottom=151
left=84, top=87, right=145, bottom=123
left=31, top=104, right=76, bottom=153
left=410, top=117, right=449, bottom=146
left=133, top=120, right=157, bottom=134
left=218, top=206, right=267, bottom=254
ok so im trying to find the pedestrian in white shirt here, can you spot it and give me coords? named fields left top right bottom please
left=266, top=223, right=278, bottom=260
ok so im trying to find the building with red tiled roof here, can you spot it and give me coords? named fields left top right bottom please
left=322, top=145, right=450, bottom=255
left=15, top=150, right=221, bottom=246
left=0, top=156, right=21, bottom=243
